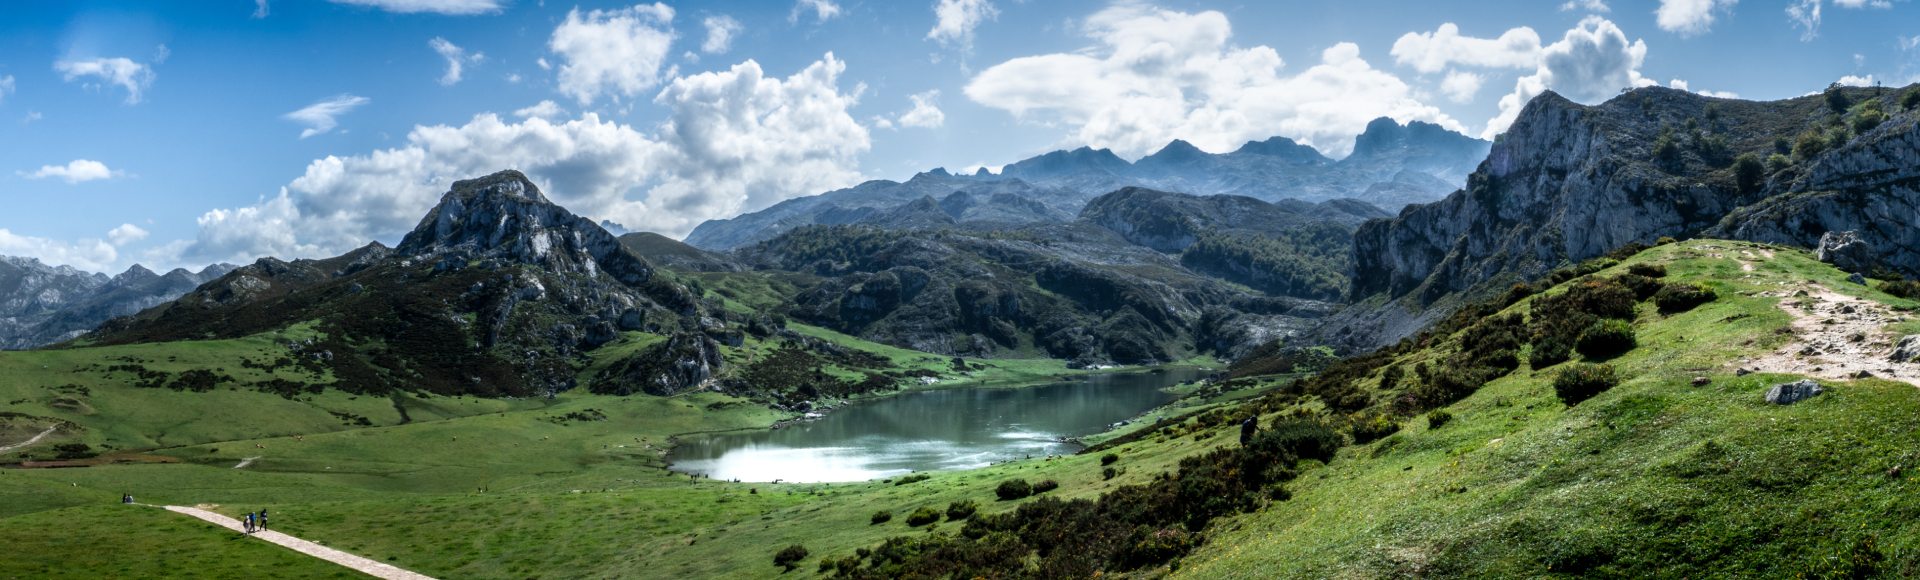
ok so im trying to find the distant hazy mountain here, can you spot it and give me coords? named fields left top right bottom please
left=684, top=117, right=1490, bottom=250
left=0, top=257, right=234, bottom=350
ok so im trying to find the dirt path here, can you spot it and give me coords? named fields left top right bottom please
left=0, top=426, right=57, bottom=454
left=162, top=505, right=437, bottom=580
left=1744, top=283, right=1920, bottom=387
left=234, top=456, right=261, bottom=469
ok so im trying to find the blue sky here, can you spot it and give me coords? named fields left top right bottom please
left=0, top=0, right=1914, bottom=273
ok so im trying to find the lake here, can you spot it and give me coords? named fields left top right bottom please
left=666, top=368, right=1206, bottom=483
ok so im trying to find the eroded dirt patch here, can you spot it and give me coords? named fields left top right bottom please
left=1744, top=283, right=1920, bottom=387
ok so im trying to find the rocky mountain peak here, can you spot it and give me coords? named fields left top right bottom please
left=112, top=264, right=159, bottom=284
left=397, top=169, right=653, bottom=286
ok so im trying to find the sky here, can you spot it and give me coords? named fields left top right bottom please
left=0, top=0, right=1915, bottom=274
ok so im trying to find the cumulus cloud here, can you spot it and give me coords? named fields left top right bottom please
left=1439, top=70, right=1485, bottom=103
left=177, top=54, right=869, bottom=265
left=703, top=15, right=743, bottom=54
left=1391, top=23, right=1542, bottom=74
left=1561, top=0, right=1611, bottom=12
left=0, top=229, right=120, bottom=273
left=327, top=0, right=502, bottom=15
left=54, top=57, right=156, bottom=104
left=1788, top=0, right=1890, bottom=41
left=107, top=223, right=149, bottom=246
left=1668, top=78, right=1738, bottom=98
left=790, top=0, right=842, bottom=23
left=20, top=159, right=121, bottom=184
left=927, top=0, right=998, bottom=51
left=1656, top=0, right=1737, bottom=37
left=893, top=90, right=946, bottom=128
left=284, top=94, right=371, bottom=139
left=514, top=99, right=568, bottom=121
left=550, top=3, right=677, bottom=106
left=1443, top=17, right=1653, bottom=138
left=429, top=37, right=483, bottom=86
left=1835, top=74, right=1877, bottom=87
left=966, top=4, right=1462, bottom=158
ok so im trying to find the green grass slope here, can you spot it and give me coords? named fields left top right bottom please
left=1179, top=239, right=1920, bottom=578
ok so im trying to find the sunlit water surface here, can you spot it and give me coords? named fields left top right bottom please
left=667, top=368, right=1205, bottom=482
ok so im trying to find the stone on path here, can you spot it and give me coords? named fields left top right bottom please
left=1764, top=379, right=1824, bottom=405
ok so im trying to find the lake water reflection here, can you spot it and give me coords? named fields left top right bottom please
left=667, top=368, right=1205, bottom=482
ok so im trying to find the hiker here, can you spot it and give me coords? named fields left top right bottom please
left=259, top=509, right=269, bottom=531
left=244, top=512, right=255, bottom=533
left=121, top=493, right=132, bottom=504
left=1240, top=416, right=1259, bottom=446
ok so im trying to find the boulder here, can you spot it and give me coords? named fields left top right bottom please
left=1816, top=230, right=1875, bottom=273
left=1764, top=379, right=1824, bottom=405
left=1891, top=335, right=1920, bottom=363
left=1848, top=272, right=1867, bottom=286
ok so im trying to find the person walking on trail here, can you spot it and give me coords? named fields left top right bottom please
left=258, top=509, right=268, bottom=531
left=244, top=512, right=256, bottom=534
left=1239, top=416, right=1259, bottom=446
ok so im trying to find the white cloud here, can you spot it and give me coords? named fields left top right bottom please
left=927, top=0, right=998, bottom=51
left=1391, top=23, right=1542, bottom=74
left=896, top=90, right=946, bottom=128
left=153, top=45, right=171, bottom=65
left=0, top=75, right=13, bottom=104
left=20, top=159, right=121, bottom=184
left=327, top=0, right=502, bottom=15
left=0, top=229, right=120, bottom=273
left=284, top=94, right=371, bottom=139
left=1833, top=0, right=1892, bottom=7
left=1788, top=0, right=1892, bottom=41
left=1668, top=78, right=1738, bottom=98
left=22, top=111, right=43, bottom=125
left=703, top=15, right=743, bottom=54
left=514, top=99, right=568, bottom=121
left=1561, top=0, right=1611, bottom=12
left=179, top=54, right=869, bottom=264
left=1656, top=0, right=1737, bottom=37
left=253, top=0, right=270, bottom=18
left=550, top=3, right=677, bottom=106
left=790, top=0, right=842, bottom=24
left=966, top=5, right=1462, bottom=158
left=429, top=37, right=483, bottom=86
left=1835, top=74, right=1876, bottom=87
left=1439, top=70, right=1485, bottom=103
left=107, top=224, right=150, bottom=246
left=54, top=57, right=156, bottom=104
left=1479, top=17, right=1652, bottom=139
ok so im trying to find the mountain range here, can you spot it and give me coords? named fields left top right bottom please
left=0, top=257, right=233, bottom=350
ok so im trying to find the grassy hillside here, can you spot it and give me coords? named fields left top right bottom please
left=1177, top=239, right=1920, bottom=577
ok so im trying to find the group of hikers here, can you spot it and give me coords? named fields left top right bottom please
left=242, top=509, right=270, bottom=534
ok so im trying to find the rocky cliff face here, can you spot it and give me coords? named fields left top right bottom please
left=1341, top=84, right=1920, bottom=350
left=0, top=257, right=234, bottom=350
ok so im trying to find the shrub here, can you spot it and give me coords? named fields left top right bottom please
left=1554, top=363, right=1619, bottom=406
left=1826, top=84, right=1852, bottom=113
left=1905, top=89, right=1920, bottom=110
left=995, top=479, right=1033, bottom=501
left=1881, top=280, right=1920, bottom=300
left=870, top=510, right=892, bottom=525
left=894, top=473, right=930, bottom=485
left=1032, top=480, right=1060, bottom=494
left=1733, top=153, right=1765, bottom=193
left=1378, top=364, right=1405, bottom=391
left=1653, top=283, right=1717, bottom=314
left=1530, top=335, right=1574, bottom=368
left=773, top=544, right=809, bottom=571
left=1566, top=278, right=1639, bottom=320
left=1576, top=319, right=1638, bottom=359
left=1102, top=466, right=1118, bottom=480
left=946, top=500, right=977, bottom=521
left=1793, top=131, right=1828, bottom=160
left=1349, top=412, right=1400, bottom=444
left=906, top=506, right=942, bottom=527
left=1655, top=236, right=1679, bottom=246
left=1766, top=153, right=1792, bottom=173
left=1426, top=409, right=1453, bottom=429
left=1627, top=263, right=1667, bottom=278
left=1652, top=129, right=1681, bottom=169
left=1101, top=453, right=1120, bottom=466
left=1616, top=273, right=1663, bottom=301
left=1851, top=100, right=1886, bottom=134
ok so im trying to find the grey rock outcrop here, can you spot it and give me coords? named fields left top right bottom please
left=1815, top=230, right=1875, bottom=273
left=1764, top=379, right=1824, bottom=405
left=1891, top=335, right=1920, bottom=363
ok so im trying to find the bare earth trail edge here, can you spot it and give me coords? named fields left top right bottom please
left=160, top=505, right=438, bottom=580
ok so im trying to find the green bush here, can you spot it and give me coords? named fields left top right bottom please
left=1793, top=130, right=1828, bottom=160
left=1032, top=480, right=1060, bottom=494
left=1653, top=283, right=1717, bottom=314
left=870, top=510, right=892, bottom=525
left=1378, top=364, right=1405, bottom=391
left=1766, top=153, right=1792, bottom=173
left=1904, top=89, right=1920, bottom=110
left=946, top=500, right=978, bottom=521
left=1826, top=84, right=1852, bottom=113
left=1576, top=319, right=1638, bottom=359
left=1554, top=363, right=1619, bottom=406
left=1530, top=335, right=1574, bottom=368
left=1616, top=273, right=1663, bottom=301
left=1851, top=100, right=1886, bottom=134
left=905, top=506, right=941, bottom=527
left=1626, top=263, right=1667, bottom=278
left=1880, top=280, right=1920, bottom=300
left=1655, top=236, right=1679, bottom=246
left=1733, top=153, right=1765, bottom=193
left=1102, top=466, right=1118, bottom=480
left=894, top=473, right=930, bottom=485
left=1426, top=409, right=1453, bottom=429
left=773, top=544, right=809, bottom=570
left=1348, top=411, right=1400, bottom=444
left=995, top=479, right=1033, bottom=501
left=1101, top=453, right=1120, bottom=466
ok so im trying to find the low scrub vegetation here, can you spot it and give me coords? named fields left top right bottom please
left=1553, top=363, right=1620, bottom=406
